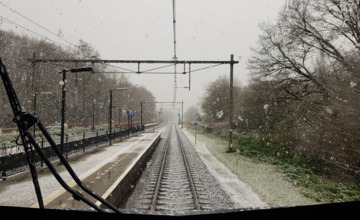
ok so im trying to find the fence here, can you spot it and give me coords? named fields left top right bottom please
left=0, top=125, right=145, bottom=179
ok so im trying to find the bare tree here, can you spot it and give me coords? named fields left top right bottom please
left=0, top=30, right=156, bottom=130
left=245, top=0, right=360, bottom=171
left=184, top=106, right=200, bottom=123
left=201, top=76, right=237, bottom=122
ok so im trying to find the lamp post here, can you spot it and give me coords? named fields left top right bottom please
left=91, top=100, right=103, bottom=132
left=118, top=107, right=127, bottom=130
left=33, top=92, right=51, bottom=137
left=59, top=67, right=93, bottom=156
left=92, top=99, right=96, bottom=132
left=109, top=88, right=129, bottom=145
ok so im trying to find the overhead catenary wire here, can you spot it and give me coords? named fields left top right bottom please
left=0, top=15, right=73, bottom=50
left=0, top=1, right=102, bottom=68
left=142, top=63, right=175, bottom=73
left=0, top=1, right=79, bottom=50
left=186, top=63, right=224, bottom=73
left=0, top=17, right=92, bottom=68
left=104, top=63, right=137, bottom=73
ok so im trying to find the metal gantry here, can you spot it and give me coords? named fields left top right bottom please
left=29, top=55, right=239, bottom=152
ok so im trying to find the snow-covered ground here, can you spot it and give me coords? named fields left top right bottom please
left=182, top=128, right=268, bottom=209
left=0, top=127, right=267, bottom=210
left=0, top=132, right=158, bottom=208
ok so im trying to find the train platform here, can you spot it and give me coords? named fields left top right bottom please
left=0, top=131, right=161, bottom=210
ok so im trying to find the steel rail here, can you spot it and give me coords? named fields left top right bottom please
left=174, top=125, right=201, bottom=210
left=149, top=124, right=201, bottom=211
left=149, top=124, right=172, bottom=211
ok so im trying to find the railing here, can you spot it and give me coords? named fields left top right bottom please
left=0, top=125, right=145, bottom=180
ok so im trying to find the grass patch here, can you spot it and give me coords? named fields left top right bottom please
left=233, top=133, right=360, bottom=203
left=188, top=127, right=318, bottom=206
left=187, top=125, right=360, bottom=205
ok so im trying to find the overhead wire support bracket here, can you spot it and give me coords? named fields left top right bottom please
left=137, top=62, right=141, bottom=74
left=188, top=63, right=191, bottom=90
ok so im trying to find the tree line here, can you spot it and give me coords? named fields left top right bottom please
left=194, top=0, right=360, bottom=182
left=0, top=29, right=156, bottom=130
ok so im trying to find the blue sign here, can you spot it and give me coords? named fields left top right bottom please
left=194, top=122, right=198, bottom=127
left=126, top=110, right=133, bottom=116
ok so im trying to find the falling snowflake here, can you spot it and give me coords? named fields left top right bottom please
left=216, top=110, right=224, bottom=119
left=325, top=107, right=332, bottom=114
left=264, top=104, right=269, bottom=113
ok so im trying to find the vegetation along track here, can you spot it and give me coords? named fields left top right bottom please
left=122, top=123, right=234, bottom=214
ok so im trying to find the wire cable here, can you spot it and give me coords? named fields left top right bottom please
left=141, top=63, right=175, bottom=73
left=104, top=63, right=137, bottom=73
left=186, top=63, right=224, bottom=73
left=0, top=1, right=78, bottom=49
left=0, top=15, right=73, bottom=50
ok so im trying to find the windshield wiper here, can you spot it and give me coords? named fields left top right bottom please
left=0, top=58, right=121, bottom=214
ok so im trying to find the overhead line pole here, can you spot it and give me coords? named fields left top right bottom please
left=227, top=54, right=236, bottom=153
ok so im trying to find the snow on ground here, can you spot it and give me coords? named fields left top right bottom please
left=0, top=126, right=267, bottom=210
left=0, top=134, right=151, bottom=208
left=182, top=128, right=268, bottom=209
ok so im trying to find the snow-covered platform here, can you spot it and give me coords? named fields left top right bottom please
left=0, top=131, right=160, bottom=210
left=39, top=132, right=161, bottom=210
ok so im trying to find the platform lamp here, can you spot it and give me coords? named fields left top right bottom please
left=59, top=67, right=94, bottom=157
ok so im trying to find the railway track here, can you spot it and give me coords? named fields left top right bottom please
left=149, top=124, right=206, bottom=211
left=123, top=123, right=233, bottom=213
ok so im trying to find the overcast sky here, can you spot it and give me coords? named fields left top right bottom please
left=0, top=0, right=285, bottom=112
